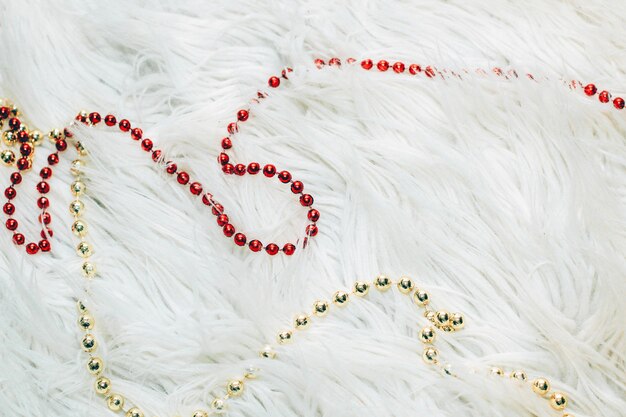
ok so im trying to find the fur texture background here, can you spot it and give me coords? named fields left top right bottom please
left=1, top=1, right=625, bottom=416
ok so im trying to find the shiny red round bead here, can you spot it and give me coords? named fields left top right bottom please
left=202, top=193, right=214, bottom=206
left=39, top=239, right=51, bottom=252
left=190, top=182, right=203, bottom=195
left=10, top=172, right=22, bottom=185
left=291, top=181, right=304, bottom=194
left=0, top=106, right=9, bottom=119
left=393, top=62, right=405, bottom=73
left=614, top=97, right=625, bottom=109
left=26, top=242, right=39, bottom=255
left=249, top=239, right=262, bottom=252
left=131, top=128, right=143, bottom=140
left=5, top=218, right=18, bottom=231
left=281, top=68, right=293, bottom=78
left=4, top=187, right=16, bottom=200
left=211, top=203, right=224, bottom=216
left=104, top=114, right=117, bottom=126
left=329, top=57, right=341, bottom=66
left=37, top=197, right=49, bottom=209
left=300, top=194, right=314, bottom=206
left=223, top=223, right=235, bottom=237
left=247, top=162, right=260, bottom=175
left=227, top=122, right=238, bottom=134
left=89, top=112, right=101, bottom=125
left=217, top=214, right=229, bottom=227
left=47, top=153, right=59, bottom=165
left=16, top=157, right=31, bottom=171
left=40, top=228, right=54, bottom=238
left=306, top=224, right=318, bottom=236
left=425, top=66, right=436, bottom=78
left=234, top=164, right=246, bottom=176
left=584, top=84, right=597, bottom=96
left=221, top=137, right=232, bottom=149
left=222, top=163, right=234, bottom=174
left=151, top=150, right=162, bottom=162
left=237, top=110, right=249, bottom=122
left=307, top=208, right=320, bottom=222
left=17, top=130, right=29, bottom=143
left=64, top=128, right=73, bottom=138
left=278, top=170, right=292, bottom=183
left=40, top=167, right=52, bottom=179
left=361, top=59, right=373, bottom=70
left=3, top=203, right=15, bottom=215
left=218, top=153, right=229, bottom=165
left=347, top=58, right=356, bottom=64
left=177, top=172, right=190, bottom=185
left=39, top=212, right=51, bottom=225
left=141, top=139, right=153, bottom=151
left=166, top=163, right=177, bottom=174
left=55, top=139, right=67, bottom=152
left=377, top=60, right=389, bottom=71
left=268, top=76, right=280, bottom=88
left=314, top=58, right=325, bottom=68
left=234, top=233, right=247, bottom=246
left=283, top=243, right=296, bottom=255
left=263, top=164, right=276, bottom=177
left=119, top=119, right=131, bottom=131
left=36, top=181, right=50, bottom=194
left=265, top=243, right=279, bottom=255
left=599, top=90, right=610, bottom=103
left=8, top=117, right=20, bottom=131
left=13, top=233, right=25, bottom=245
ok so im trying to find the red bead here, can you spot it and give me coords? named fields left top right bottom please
left=131, top=128, right=143, bottom=140
left=393, top=62, right=405, bottom=73
left=10, top=172, right=22, bottom=185
left=212, top=203, right=224, bottom=216
left=190, top=182, right=203, bottom=195
left=263, top=164, right=276, bottom=177
left=584, top=84, right=597, bottom=96
left=283, top=243, right=296, bottom=255
left=140, top=139, right=152, bottom=151
left=37, top=197, right=49, bottom=209
left=300, top=194, right=314, bottom=206
left=26, top=242, right=39, bottom=255
left=237, top=110, right=249, bottom=122
left=217, top=214, right=229, bottom=226
left=3, top=203, right=15, bottom=215
left=247, top=162, right=260, bottom=175
left=222, top=163, right=234, bottom=174
left=8, top=117, right=21, bottom=131
left=306, top=224, right=318, bottom=236
left=4, top=187, right=16, bottom=200
left=234, top=164, right=246, bottom=176
left=249, top=239, right=262, bottom=252
left=281, top=68, right=293, bottom=78
left=265, top=243, right=279, bottom=255
left=268, top=76, right=280, bottom=88
left=202, top=193, right=214, bottom=206
left=234, top=233, right=247, bottom=246
left=223, top=223, right=235, bottom=237
left=221, top=137, right=232, bottom=149
left=17, top=130, right=30, bottom=143
left=89, top=112, right=101, bottom=125
left=0, top=106, right=9, bottom=119
left=361, top=59, right=373, bottom=70
left=166, top=163, right=177, bottom=174
left=76, top=112, right=87, bottom=123
left=119, top=119, right=131, bottom=131
left=40, top=228, right=53, bottom=239
left=314, top=58, right=325, bottom=68
left=307, top=208, right=320, bottom=222
left=104, top=114, right=117, bottom=126
left=18, top=143, right=31, bottom=157
left=47, top=153, right=59, bottom=165
left=614, top=97, right=625, bottom=109
left=5, top=218, right=18, bottom=231
left=347, top=58, right=356, bottom=64
left=40, top=167, right=52, bottom=179
left=291, top=181, right=304, bottom=193
left=329, top=57, right=341, bottom=66
left=218, top=152, right=230, bottom=165
left=36, top=181, right=50, bottom=194
left=55, top=139, right=67, bottom=152
left=13, top=233, right=25, bottom=245
left=39, top=239, right=51, bottom=252
left=39, top=212, right=51, bottom=225
left=598, top=90, right=610, bottom=103
left=64, top=128, right=73, bottom=138
left=425, top=66, right=436, bottom=78
left=177, top=172, right=190, bottom=185
left=16, top=157, right=31, bottom=171
left=151, top=150, right=162, bottom=162
left=227, top=122, right=238, bottom=134
left=278, top=170, right=292, bottom=183
left=377, top=60, right=389, bottom=71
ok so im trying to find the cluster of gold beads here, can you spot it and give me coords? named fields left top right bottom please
left=0, top=99, right=45, bottom=168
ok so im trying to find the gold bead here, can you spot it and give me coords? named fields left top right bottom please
left=72, top=220, right=88, bottom=237
left=126, top=407, right=144, bottom=417
left=419, top=326, right=436, bottom=344
left=333, top=291, right=349, bottom=306
left=77, top=241, right=93, bottom=258
left=71, top=180, right=86, bottom=196
left=422, top=347, right=439, bottom=364
left=3, top=130, right=16, bottom=146
left=353, top=281, right=370, bottom=296
left=211, top=398, right=226, bottom=412
left=70, top=159, right=85, bottom=176
left=78, top=313, right=94, bottom=330
left=294, top=314, right=310, bottom=330
left=76, top=141, right=88, bottom=155
left=374, top=274, right=392, bottom=291
left=424, top=310, right=436, bottom=322
left=450, top=312, right=465, bottom=330
left=549, top=392, right=567, bottom=410
left=277, top=330, right=293, bottom=344
left=413, top=289, right=430, bottom=306
left=397, top=276, right=413, bottom=294
left=48, top=128, right=64, bottom=142
left=510, top=370, right=527, bottom=382
left=192, top=410, right=208, bottom=417
left=70, top=200, right=85, bottom=216
left=531, top=377, right=551, bottom=396
left=260, top=345, right=276, bottom=359
left=489, top=367, right=504, bottom=376
left=76, top=300, right=87, bottom=312
left=82, top=334, right=97, bottom=352
left=9, top=103, right=19, bottom=117
left=244, top=366, right=258, bottom=379
left=435, top=311, right=450, bottom=326
left=226, top=379, right=244, bottom=397
left=1, top=149, right=15, bottom=166
left=312, top=300, right=329, bottom=316
left=562, top=414, right=574, bottom=417
left=95, top=376, right=111, bottom=395
left=82, top=262, right=97, bottom=278
left=29, top=130, right=44, bottom=146
left=107, top=394, right=124, bottom=411
left=88, top=357, right=104, bottom=375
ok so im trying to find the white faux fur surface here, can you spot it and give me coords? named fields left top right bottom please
left=1, top=1, right=625, bottom=416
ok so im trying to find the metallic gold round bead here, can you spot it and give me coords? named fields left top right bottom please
left=277, top=330, right=293, bottom=344
left=72, top=220, right=88, bottom=237
left=312, top=300, right=329, bottom=316
left=489, top=367, right=504, bottom=376
left=260, top=345, right=276, bottom=359
left=29, top=130, right=44, bottom=146
left=81, top=334, right=97, bottom=352
left=333, top=291, right=349, bottom=306
left=82, top=262, right=97, bottom=278
left=441, top=325, right=454, bottom=332
left=107, top=394, right=124, bottom=411
left=70, top=200, right=85, bottom=216
left=413, top=289, right=430, bottom=306
left=211, top=398, right=226, bottom=412
left=48, top=128, right=64, bottom=142
left=1, top=149, right=15, bottom=166
left=71, top=180, right=86, bottom=196
left=510, top=370, right=528, bottom=382
left=374, top=274, right=392, bottom=291
left=227, top=380, right=244, bottom=397
left=9, top=103, right=19, bottom=117
left=397, top=276, right=413, bottom=294
left=244, top=366, right=258, bottom=379
left=424, top=310, right=436, bottom=322
left=435, top=311, right=450, bottom=326
left=549, top=392, right=567, bottom=410
left=422, top=347, right=439, bottom=364
left=450, top=312, right=465, bottom=330
left=531, top=377, right=551, bottom=396
left=88, top=357, right=104, bottom=375
left=76, top=300, right=87, bottom=312
left=419, top=326, right=436, bottom=344
left=192, top=410, right=208, bottom=417
left=76, top=141, right=88, bottom=155
left=126, top=407, right=144, bottom=417
left=294, top=314, right=310, bottom=330
left=70, top=159, right=85, bottom=176
left=562, top=414, right=574, bottom=417
left=77, top=242, right=93, bottom=258
left=95, top=376, right=111, bottom=395
left=3, top=130, right=16, bottom=146
left=78, top=313, right=94, bottom=330
left=353, top=281, right=370, bottom=296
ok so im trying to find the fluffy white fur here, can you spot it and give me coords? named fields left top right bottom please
left=0, top=1, right=625, bottom=416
